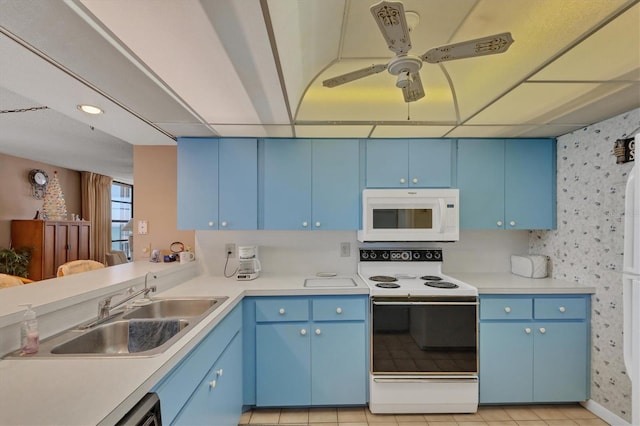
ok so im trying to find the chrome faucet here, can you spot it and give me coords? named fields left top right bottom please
left=89, top=273, right=158, bottom=326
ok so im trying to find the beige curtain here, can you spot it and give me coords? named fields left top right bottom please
left=81, top=172, right=112, bottom=264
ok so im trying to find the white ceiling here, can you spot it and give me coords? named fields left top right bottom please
left=0, top=0, right=638, bottom=182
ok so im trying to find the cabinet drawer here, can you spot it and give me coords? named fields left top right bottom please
left=480, top=297, right=532, bottom=320
left=313, top=296, right=366, bottom=321
left=534, top=297, right=587, bottom=320
left=256, top=298, right=309, bottom=322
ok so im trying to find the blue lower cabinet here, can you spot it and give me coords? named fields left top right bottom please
left=253, top=296, right=368, bottom=407
left=154, top=305, right=243, bottom=425
left=173, top=332, right=243, bottom=426
left=479, top=295, right=590, bottom=404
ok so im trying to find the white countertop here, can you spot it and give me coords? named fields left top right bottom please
left=0, top=267, right=592, bottom=425
left=449, top=272, right=596, bottom=294
left=0, top=268, right=369, bottom=426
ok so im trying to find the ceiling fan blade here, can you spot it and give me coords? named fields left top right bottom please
left=370, top=1, right=412, bottom=55
left=402, top=72, right=425, bottom=103
left=322, top=64, right=388, bottom=87
left=421, top=32, right=514, bottom=64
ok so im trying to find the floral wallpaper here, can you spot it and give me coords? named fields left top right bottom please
left=530, top=108, right=639, bottom=423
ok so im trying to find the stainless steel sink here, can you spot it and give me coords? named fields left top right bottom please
left=5, top=296, right=228, bottom=358
left=122, top=298, right=227, bottom=320
left=50, top=319, right=189, bottom=355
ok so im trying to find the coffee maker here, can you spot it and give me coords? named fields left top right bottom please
left=237, top=246, right=261, bottom=281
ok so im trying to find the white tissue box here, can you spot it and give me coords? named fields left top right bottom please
left=511, top=255, right=548, bottom=278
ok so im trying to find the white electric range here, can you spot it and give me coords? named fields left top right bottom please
left=358, top=248, right=479, bottom=414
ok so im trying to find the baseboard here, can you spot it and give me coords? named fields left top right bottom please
left=581, top=399, right=629, bottom=425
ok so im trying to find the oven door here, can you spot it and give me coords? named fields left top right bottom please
left=371, top=297, right=478, bottom=375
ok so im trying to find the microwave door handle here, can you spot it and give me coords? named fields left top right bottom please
left=439, top=199, right=446, bottom=233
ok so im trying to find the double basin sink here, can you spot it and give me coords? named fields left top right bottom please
left=8, top=297, right=228, bottom=358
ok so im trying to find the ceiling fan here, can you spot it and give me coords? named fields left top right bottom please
left=322, top=0, right=514, bottom=103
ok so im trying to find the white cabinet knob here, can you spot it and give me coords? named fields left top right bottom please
left=400, top=178, right=406, bottom=184
left=208, top=221, right=215, bottom=227
left=496, top=221, right=503, bottom=227
left=279, top=308, right=285, bottom=315
left=504, top=307, right=511, bottom=313
left=412, top=178, right=418, bottom=184
left=525, top=327, right=532, bottom=334
left=216, top=369, right=223, bottom=377
left=302, top=221, right=309, bottom=228
left=509, top=221, right=516, bottom=227
left=300, top=329, right=307, bottom=336
left=221, top=221, right=228, bottom=228
left=336, top=307, right=343, bottom=314
left=209, top=380, right=217, bottom=388
left=315, top=222, right=321, bottom=228
left=315, top=329, right=321, bottom=335
left=539, top=327, right=546, bottom=334
left=559, top=306, right=566, bottom=313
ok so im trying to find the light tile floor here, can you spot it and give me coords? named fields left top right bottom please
left=238, top=404, right=610, bottom=426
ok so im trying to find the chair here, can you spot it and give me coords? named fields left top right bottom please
left=0, top=273, right=25, bottom=289
left=56, top=260, right=106, bottom=277
left=105, top=251, right=128, bottom=266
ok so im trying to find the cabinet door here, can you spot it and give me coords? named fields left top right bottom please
left=366, top=139, right=409, bottom=187
left=43, top=223, right=57, bottom=279
left=312, top=139, right=360, bottom=230
left=533, top=321, right=588, bottom=402
left=505, top=139, right=556, bottom=229
left=173, top=332, right=243, bottom=426
left=408, top=139, right=454, bottom=187
left=256, top=323, right=311, bottom=406
left=55, top=223, right=71, bottom=267
left=311, top=322, right=367, bottom=405
left=177, top=138, right=219, bottom=230
left=457, top=139, right=505, bottom=229
left=77, top=223, right=91, bottom=260
left=262, top=139, right=312, bottom=229
left=219, top=138, right=258, bottom=230
left=479, top=322, right=533, bottom=403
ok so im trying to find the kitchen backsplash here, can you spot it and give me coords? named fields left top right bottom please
left=531, top=108, right=639, bottom=423
left=196, top=229, right=529, bottom=276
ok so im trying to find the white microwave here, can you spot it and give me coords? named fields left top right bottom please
left=357, top=189, right=459, bottom=242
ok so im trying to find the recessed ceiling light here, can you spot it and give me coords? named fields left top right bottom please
left=77, top=104, right=103, bottom=115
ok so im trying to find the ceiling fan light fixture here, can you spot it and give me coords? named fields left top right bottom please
left=77, top=104, right=104, bottom=115
left=396, top=71, right=410, bottom=88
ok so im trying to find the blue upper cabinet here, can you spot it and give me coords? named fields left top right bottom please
left=177, top=137, right=258, bottom=230
left=366, top=139, right=454, bottom=188
left=177, top=138, right=219, bottom=230
left=312, top=139, right=360, bottom=230
left=457, top=138, right=556, bottom=230
left=262, top=138, right=360, bottom=230
left=262, top=139, right=313, bottom=230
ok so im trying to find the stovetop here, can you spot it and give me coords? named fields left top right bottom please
left=358, top=249, right=478, bottom=297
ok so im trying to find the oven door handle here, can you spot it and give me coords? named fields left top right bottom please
left=372, top=301, right=478, bottom=306
left=373, top=377, right=478, bottom=384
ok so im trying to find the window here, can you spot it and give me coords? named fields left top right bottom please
left=111, top=182, right=133, bottom=259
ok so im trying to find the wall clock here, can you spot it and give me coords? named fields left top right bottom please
left=28, top=169, right=48, bottom=199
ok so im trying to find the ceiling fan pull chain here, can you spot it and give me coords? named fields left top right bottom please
left=407, top=102, right=411, bottom=121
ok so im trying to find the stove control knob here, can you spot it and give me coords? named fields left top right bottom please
left=433, top=251, right=441, bottom=260
left=370, top=252, right=377, bottom=259
left=400, top=251, right=410, bottom=260
left=413, top=252, right=420, bottom=260
left=361, top=252, right=369, bottom=260
left=381, top=252, right=389, bottom=260
left=425, top=251, right=433, bottom=259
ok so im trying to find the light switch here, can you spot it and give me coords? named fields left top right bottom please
left=137, top=220, right=148, bottom=235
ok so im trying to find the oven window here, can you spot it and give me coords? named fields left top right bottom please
left=372, top=209, right=433, bottom=229
left=372, top=301, right=477, bottom=374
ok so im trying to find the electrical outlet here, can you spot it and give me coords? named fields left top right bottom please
left=340, top=242, right=350, bottom=257
left=225, top=243, right=236, bottom=258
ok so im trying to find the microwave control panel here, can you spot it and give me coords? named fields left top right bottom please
left=359, top=249, right=442, bottom=262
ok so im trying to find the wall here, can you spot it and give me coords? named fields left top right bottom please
left=0, top=152, right=81, bottom=248
left=531, top=108, right=639, bottom=422
left=132, top=146, right=195, bottom=261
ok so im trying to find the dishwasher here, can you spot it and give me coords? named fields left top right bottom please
left=116, top=393, right=162, bottom=426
